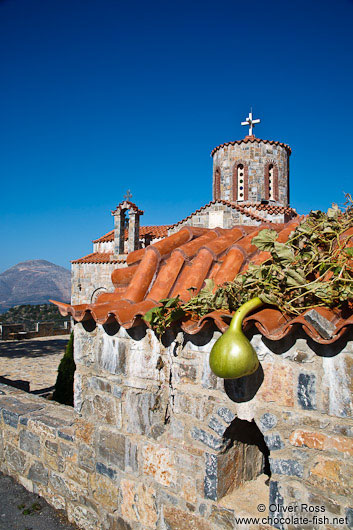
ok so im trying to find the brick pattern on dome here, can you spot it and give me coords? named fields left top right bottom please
left=53, top=222, right=353, bottom=344
left=243, top=202, right=297, bottom=216
left=211, top=135, right=292, bottom=157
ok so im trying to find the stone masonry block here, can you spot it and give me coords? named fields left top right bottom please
left=98, top=335, right=126, bottom=375
left=120, top=479, right=158, bottom=527
left=208, top=416, right=227, bottom=437
left=124, top=390, right=162, bottom=435
left=97, top=430, right=125, bottom=471
left=5, top=444, right=27, bottom=474
left=304, top=309, right=336, bottom=339
left=27, top=461, right=49, bottom=485
left=127, top=341, right=160, bottom=380
left=322, top=354, right=353, bottom=418
left=92, top=394, right=119, bottom=425
left=269, top=481, right=284, bottom=530
left=270, top=458, right=303, bottom=478
left=264, top=433, right=284, bottom=451
left=259, top=412, right=278, bottom=432
left=191, top=427, right=224, bottom=451
left=143, top=444, right=177, bottom=487
left=216, top=407, right=236, bottom=424
left=258, top=362, right=294, bottom=406
left=19, top=430, right=41, bottom=456
left=346, top=508, right=353, bottom=529
left=2, top=409, right=19, bottom=428
left=297, top=373, right=316, bottom=410
left=204, top=441, right=261, bottom=501
left=209, top=506, right=235, bottom=530
left=96, top=461, right=117, bottom=480
left=162, top=505, right=211, bottom=530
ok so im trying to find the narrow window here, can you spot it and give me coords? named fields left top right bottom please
left=237, top=164, right=245, bottom=201
left=214, top=168, right=221, bottom=200
left=268, top=164, right=275, bottom=201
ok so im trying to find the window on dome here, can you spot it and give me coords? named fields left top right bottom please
left=237, top=164, right=244, bottom=201
left=268, top=164, right=275, bottom=201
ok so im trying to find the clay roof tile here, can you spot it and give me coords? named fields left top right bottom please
left=211, top=136, right=292, bottom=156
left=54, top=220, right=352, bottom=343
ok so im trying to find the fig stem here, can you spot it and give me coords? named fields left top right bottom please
left=228, top=297, right=264, bottom=334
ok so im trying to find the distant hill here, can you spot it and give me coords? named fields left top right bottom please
left=0, top=260, right=71, bottom=312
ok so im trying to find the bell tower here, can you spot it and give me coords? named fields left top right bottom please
left=211, top=112, right=291, bottom=206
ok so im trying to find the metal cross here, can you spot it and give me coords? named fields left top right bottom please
left=241, top=110, right=260, bottom=136
left=124, top=189, right=132, bottom=200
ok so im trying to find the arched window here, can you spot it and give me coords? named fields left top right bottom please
left=265, top=162, right=278, bottom=201
left=232, top=162, right=248, bottom=202
left=214, top=167, right=221, bottom=200
left=237, top=165, right=245, bottom=201
left=268, top=164, right=275, bottom=201
left=90, top=287, right=108, bottom=303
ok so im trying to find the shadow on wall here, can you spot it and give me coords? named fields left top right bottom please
left=224, top=363, right=264, bottom=402
left=223, top=417, right=271, bottom=478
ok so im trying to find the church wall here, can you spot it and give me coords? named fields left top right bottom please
left=212, top=142, right=289, bottom=206
left=71, top=263, right=120, bottom=305
left=1, top=324, right=352, bottom=530
left=168, top=204, right=262, bottom=235
left=93, top=241, right=114, bottom=253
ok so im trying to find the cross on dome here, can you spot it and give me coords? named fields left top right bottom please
left=241, top=110, right=261, bottom=136
left=124, top=189, right=132, bottom=200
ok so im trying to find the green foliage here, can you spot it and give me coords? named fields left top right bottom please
left=53, top=332, right=76, bottom=406
left=144, top=297, right=185, bottom=336
left=0, top=303, right=69, bottom=328
left=143, top=199, right=353, bottom=335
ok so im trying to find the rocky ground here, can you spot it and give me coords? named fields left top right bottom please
left=0, top=472, right=78, bottom=530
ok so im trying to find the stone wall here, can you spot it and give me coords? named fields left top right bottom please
left=0, top=321, right=71, bottom=340
left=212, top=141, right=289, bottom=206
left=0, top=324, right=25, bottom=340
left=1, top=323, right=352, bottom=530
left=71, top=263, right=122, bottom=305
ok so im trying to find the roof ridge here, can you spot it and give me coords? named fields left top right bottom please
left=92, top=229, right=114, bottom=243
left=242, top=202, right=297, bottom=214
left=71, top=252, right=126, bottom=264
left=169, top=199, right=264, bottom=228
left=211, top=137, right=292, bottom=156
left=93, top=224, right=172, bottom=244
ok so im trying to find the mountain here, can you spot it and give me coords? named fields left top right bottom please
left=0, top=260, right=71, bottom=312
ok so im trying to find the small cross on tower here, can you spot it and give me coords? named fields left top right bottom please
left=241, top=110, right=261, bottom=136
left=124, top=189, right=132, bottom=201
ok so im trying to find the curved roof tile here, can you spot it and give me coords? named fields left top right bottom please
left=93, top=225, right=171, bottom=244
left=53, top=220, right=353, bottom=343
left=71, top=252, right=126, bottom=264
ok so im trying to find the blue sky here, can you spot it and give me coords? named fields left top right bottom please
left=1, top=0, right=352, bottom=271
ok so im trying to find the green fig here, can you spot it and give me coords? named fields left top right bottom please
left=209, top=297, right=263, bottom=379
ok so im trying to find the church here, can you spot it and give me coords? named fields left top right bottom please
left=47, top=115, right=353, bottom=530
left=71, top=112, right=297, bottom=304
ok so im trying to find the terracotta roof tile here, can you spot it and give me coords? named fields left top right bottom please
left=93, top=225, right=171, bottom=244
left=71, top=252, right=126, bottom=264
left=243, top=202, right=297, bottom=216
left=211, top=135, right=292, bottom=156
left=169, top=199, right=296, bottom=229
left=53, top=220, right=353, bottom=343
left=111, top=200, right=144, bottom=215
